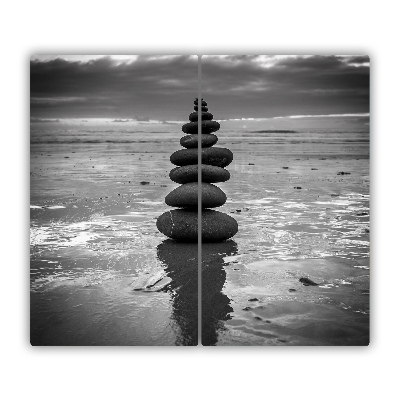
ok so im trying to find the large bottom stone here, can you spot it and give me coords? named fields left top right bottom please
left=202, top=209, right=238, bottom=242
left=156, top=209, right=238, bottom=242
left=156, top=209, right=198, bottom=242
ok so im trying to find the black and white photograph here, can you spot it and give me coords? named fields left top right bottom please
left=200, top=55, right=369, bottom=345
left=30, top=55, right=199, bottom=345
left=6, top=0, right=400, bottom=397
left=30, top=54, right=369, bottom=346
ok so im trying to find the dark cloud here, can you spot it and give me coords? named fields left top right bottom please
left=31, top=56, right=198, bottom=119
left=31, top=55, right=369, bottom=120
left=201, top=55, right=369, bottom=119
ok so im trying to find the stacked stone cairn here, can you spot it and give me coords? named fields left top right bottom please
left=156, top=98, right=238, bottom=242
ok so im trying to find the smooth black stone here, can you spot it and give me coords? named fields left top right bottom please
left=182, top=120, right=220, bottom=135
left=180, top=134, right=218, bottom=149
left=170, top=148, right=197, bottom=166
left=170, top=165, right=230, bottom=184
left=299, top=277, right=318, bottom=286
left=165, top=182, right=226, bottom=208
left=202, top=209, right=238, bottom=242
left=188, top=112, right=213, bottom=122
left=156, top=209, right=198, bottom=242
left=194, top=99, right=207, bottom=106
left=194, top=106, right=208, bottom=112
left=170, top=147, right=233, bottom=168
left=156, top=209, right=238, bottom=242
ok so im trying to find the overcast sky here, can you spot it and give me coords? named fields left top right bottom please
left=30, top=55, right=369, bottom=122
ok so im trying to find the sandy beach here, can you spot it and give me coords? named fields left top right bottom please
left=30, top=121, right=369, bottom=346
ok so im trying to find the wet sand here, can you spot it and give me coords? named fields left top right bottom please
left=30, top=125, right=369, bottom=346
left=30, top=136, right=188, bottom=345
left=206, top=131, right=369, bottom=345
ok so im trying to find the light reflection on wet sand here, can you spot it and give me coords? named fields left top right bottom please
left=212, top=131, right=369, bottom=345
left=30, top=127, right=369, bottom=345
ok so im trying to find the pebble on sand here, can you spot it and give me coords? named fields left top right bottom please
left=299, top=277, right=318, bottom=286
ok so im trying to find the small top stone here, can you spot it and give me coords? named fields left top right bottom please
left=194, top=105, right=208, bottom=112
left=194, top=98, right=207, bottom=106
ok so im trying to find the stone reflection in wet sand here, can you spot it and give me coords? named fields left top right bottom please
left=202, top=241, right=237, bottom=346
left=157, top=240, right=239, bottom=346
left=156, top=240, right=198, bottom=346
